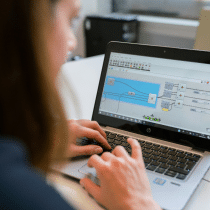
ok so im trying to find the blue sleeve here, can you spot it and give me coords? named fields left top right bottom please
left=0, top=137, right=76, bottom=210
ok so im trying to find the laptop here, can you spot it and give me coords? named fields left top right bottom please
left=55, top=42, right=210, bottom=210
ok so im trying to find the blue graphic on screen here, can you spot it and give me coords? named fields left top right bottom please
left=102, top=76, right=160, bottom=108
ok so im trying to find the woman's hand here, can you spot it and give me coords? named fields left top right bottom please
left=80, top=138, right=161, bottom=210
left=67, top=119, right=111, bottom=157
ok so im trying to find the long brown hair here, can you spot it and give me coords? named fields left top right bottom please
left=0, top=0, right=69, bottom=172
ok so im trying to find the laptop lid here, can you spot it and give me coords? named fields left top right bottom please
left=92, top=41, right=210, bottom=152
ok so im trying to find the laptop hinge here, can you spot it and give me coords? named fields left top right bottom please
left=180, top=139, right=205, bottom=153
left=191, top=147, right=205, bottom=153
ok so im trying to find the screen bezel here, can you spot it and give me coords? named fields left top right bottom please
left=92, top=41, right=210, bottom=152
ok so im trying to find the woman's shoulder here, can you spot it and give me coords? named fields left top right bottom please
left=0, top=136, right=76, bottom=210
left=0, top=136, right=30, bottom=171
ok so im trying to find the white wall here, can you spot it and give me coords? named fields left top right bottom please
left=116, top=0, right=206, bottom=19
left=98, top=0, right=112, bottom=14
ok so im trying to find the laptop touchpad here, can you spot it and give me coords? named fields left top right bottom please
left=79, top=163, right=97, bottom=176
left=79, top=164, right=100, bottom=185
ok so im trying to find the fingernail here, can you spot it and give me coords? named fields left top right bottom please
left=94, top=147, right=103, bottom=154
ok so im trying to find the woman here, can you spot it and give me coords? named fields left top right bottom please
left=0, top=0, right=161, bottom=209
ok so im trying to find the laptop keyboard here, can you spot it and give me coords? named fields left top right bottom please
left=77, top=131, right=201, bottom=180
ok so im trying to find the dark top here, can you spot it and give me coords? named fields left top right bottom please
left=0, top=136, right=76, bottom=210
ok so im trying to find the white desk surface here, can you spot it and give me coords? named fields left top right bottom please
left=52, top=55, right=210, bottom=210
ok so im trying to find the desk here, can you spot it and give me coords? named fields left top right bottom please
left=52, top=55, right=210, bottom=210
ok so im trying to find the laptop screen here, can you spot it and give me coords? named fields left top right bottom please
left=98, top=52, right=210, bottom=140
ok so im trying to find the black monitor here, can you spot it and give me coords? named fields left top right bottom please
left=84, top=14, right=139, bottom=57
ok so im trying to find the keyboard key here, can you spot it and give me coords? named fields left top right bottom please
left=114, top=140, right=121, bottom=145
left=159, top=158, right=168, bottom=163
left=127, top=147, right=132, bottom=152
left=159, top=163, right=169, bottom=169
left=176, top=163, right=185, bottom=169
left=153, top=144, right=160, bottom=147
left=115, top=135, right=124, bottom=141
left=144, top=145, right=153, bottom=149
left=192, top=155, right=201, bottom=161
left=143, top=153, right=151, bottom=158
left=177, top=158, right=187, bottom=163
left=187, top=160, right=196, bottom=165
left=177, top=150, right=184, bottom=154
left=145, top=142, right=153, bottom=146
left=122, top=142, right=129, bottom=147
left=155, top=167, right=165, bottom=174
left=177, top=153, right=185, bottom=158
left=185, top=156, right=198, bottom=162
left=144, top=158, right=151, bottom=164
left=168, top=160, right=176, bottom=166
left=150, top=161, right=160, bottom=166
left=121, top=137, right=128, bottom=142
left=193, top=157, right=201, bottom=162
left=109, top=143, right=114, bottom=148
left=139, top=143, right=145, bottom=147
left=107, top=138, right=114, bottom=143
left=138, top=140, right=145, bottom=147
left=168, top=148, right=176, bottom=152
left=153, top=146, right=160, bottom=151
left=147, top=165, right=157, bottom=171
left=159, top=148, right=168, bottom=153
left=176, top=174, right=187, bottom=180
left=165, top=170, right=177, bottom=177
left=168, top=166, right=189, bottom=175
left=150, top=155, right=159, bottom=161
left=137, top=139, right=145, bottom=144
left=105, top=131, right=111, bottom=135
left=152, top=151, right=160, bottom=156
left=185, top=152, right=193, bottom=157
left=169, top=155, right=178, bottom=161
left=168, top=151, right=176, bottom=156
left=144, top=149, right=153, bottom=154
left=186, top=162, right=196, bottom=171
left=193, top=154, right=201, bottom=159
left=160, top=153, right=169, bottom=158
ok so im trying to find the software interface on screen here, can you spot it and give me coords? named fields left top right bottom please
left=99, top=52, right=210, bottom=139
